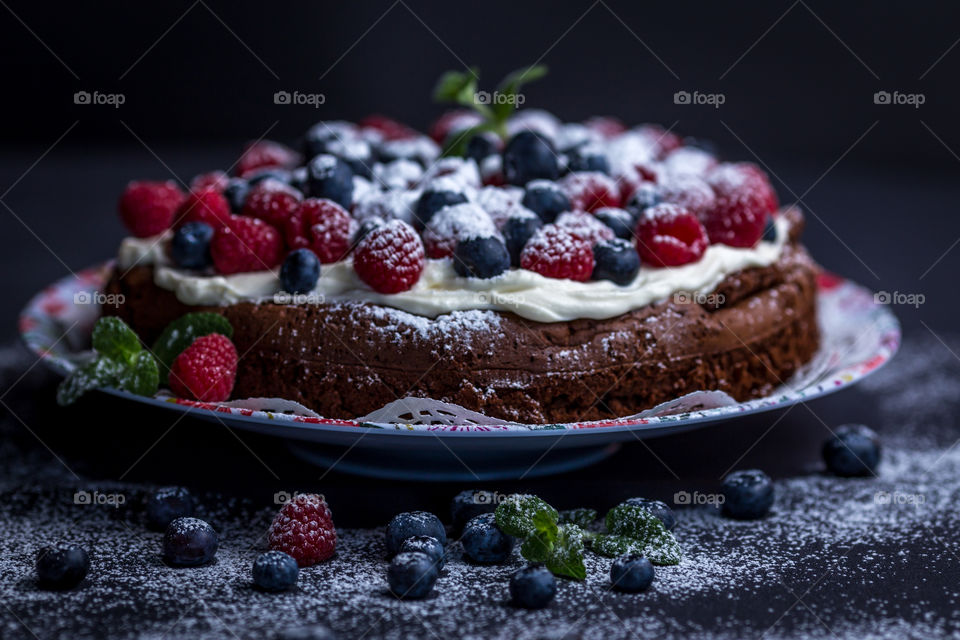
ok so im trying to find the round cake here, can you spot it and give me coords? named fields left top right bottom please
left=103, top=111, right=820, bottom=424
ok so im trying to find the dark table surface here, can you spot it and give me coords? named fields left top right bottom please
left=0, top=148, right=959, bottom=639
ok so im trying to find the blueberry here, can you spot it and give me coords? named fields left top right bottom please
left=387, top=551, right=439, bottom=599
left=465, top=133, right=498, bottom=165
left=510, top=564, right=557, bottom=609
left=414, top=189, right=468, bottom=229
left=522, top=180, right=571, bottom=223
left=280, top=248, right=321, bottom=294
left=399, top=535, right=445, bottom=571
left=623, top=497, right=676, bottom=531
left=35, top=546, right=89, bottom=589
left=460, top=513, right=514, bottom=564
left=594, top=207, right=636, bottom=240
left=453, top=236, right=510, bottom=279
left=721, top=469, right=774, bottom=520
left=565, top=147, right=610, bottom=174
left=171, top=222, right=214, bottom=270
left=450, top=490, right=498, bottom=534
left=503, top=131, right=560, bottom=186
left=252, top=550, right=299, bottom=592
left=501, top=213, right=543, bottom=266
left=145, top=486, right=196, bottom=531
left=306, top=154, right=354, bottom=208
left=592, top=239, right=641, bottom=286
left=289, top=167, right=309, bottom=194
left=762, top=216, right=777, bottom=243
left=823, top=424, right=881, bottom=477
left=162, top=517, right=218, bottom=566
left=626, top=183, right=663, bottom=216
left=610, top=554, right=654, bottom=593
left=246, top=167, right=293, bottom=186
left=385, top=511, right=447, bottom=556
left=223, top=178, right=250, bottom=213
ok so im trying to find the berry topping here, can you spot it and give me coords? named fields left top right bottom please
left=306, top=154, right=354, bottom=208
left=565, top=145, right=610, bottom=174
left=252, top=550, right=299, bottom=592
left=585, top=115, right=627, bottom=139
left=189, top=170, right=229, bottom=192
left=387, top=552, right=439, bottom=600
left=622, top=497, right=676, bottom=531
left=242, top=179, right=302, bottom=229
left=461, top=513, right=515, bottom=564
left=501, top=210, right=543, bottom=266
left=624, top=181, right=663, bottom=215
left=659, top=175, right=716, bottom=218
left=35, top=546, right=89, bottom=590
left=634, top=203, right=708, bottom=267
left=521, top=180, right=572, bottom=223
left=280, top=248, right=321, bottom=294
left=454, top=236, right=510, bottom=279
left=359, top=114, right=417, bottom=141
left=559, top=171, right=621, bottom=212
left=555, top=210, right=616, bottom=245
left=168, top=333, right=238, bottom=403
left=300, top=198, right=355, bottom=263
left=237, top=140, right=299, bottom=178
left=520, top=225, right=594, bottom=282
left=162, top=517, right=219, bottom=566
left=593, top=207, right=636, bottom=239
left=721, top=469, right=775, bottom=520
left=503, top=130, right=560, bottom=186
left=171, top=221, right=214, bottom=269
left=610, top=554, right=655, bottom=593
left=662, top=146, right=716, bottom=176
left=510, top=564, right=557, bottom=609
left=353, top=220, right=425, bottom=294
left=145, top=486, right=196, bottom=531
left=385, top=511, right=447, bottom=556
left=223, top=178, right=250, bottom=213
left=822, top=424, right=881, bottom=477
left=422, top=202, right=497, bottom=259
left=414, top=188, right=469, bottom=229
left=210, top=215, right=283, bottom=274
left=464, top=132, right=499, bottom=164
left=268, top=493, right=337, bottom=567
left=398, top=535, right=445, bottom=571
left=703, top=163, right=777, bottom=247
left=352, top=218, right=384, bottom=247
left=175, top=187, right=232, bottom=230
left=592, top=238, right=641, bottom=285
left=118, top=180, right=185, bottom=238
left=428, top=109, right=484, bottom=144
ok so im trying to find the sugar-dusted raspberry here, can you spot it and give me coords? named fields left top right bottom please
left=236, top=140, right=299, bottom=178
left=210, top=215, right=283, bottom=274
left=659, top=175, right=716, bottom=218
left=359, top=114, right=417, bottom=141
left=555, top=211, right=615, bottom=245
left=703, top=163, right=774, bottom=248
left=422, top=202, right=498, bottom=259
left=169, top=333, right=237, bottom=402
left=584, top=116, right=627, bottom=139
left=242, top=179, right=302, bottom=229
left=661, top=147, right=717, bottom=177
left=635, top=124, right=683, bottom=158
left=635, top=203, right=709, bottom=267
left=428, top=110, right=484, bottom=144
left=175, top=187, right=232, bottom=230
left=189, top=171, right=229, bottom=192
left=301, top=198, right=356, bottom=263
left=268, top=493, right=337, bottom=567
left=118, top=180, right=185, bottom=238
left=353, top=220, right=425, bottom=293
left=712, top=162, right=779, bottom=215
left=559, top=171, right=621, bottom=212
left=475, top=185, right=526, bottom=228
left=520, top=225, right=594, bottom=281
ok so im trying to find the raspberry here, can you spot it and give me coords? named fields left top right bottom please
left=662, top=147, right=717, bottom=177
left=659, top=175, right=716, bottom=218
left=169, top=333, right=238, bottom=402
left=635, top=203, right=708, bottom=267
left=175, top=188, right=232, bottom=230
left=118, top=181, right=185, bottom=238
left=189, top=171, right=229, bottom=192
left=584, top=116, right=626, bottom=138
left=555, top=211, right=615, bottom=245
left=616, top=165, right=660, bottom=206
left=236, top=140, right=299, bottom=178
left=703, top=163, right=774, bottom=248
left=268, top=493, right=337, bottom=567
left=520, top=225, right=594, bottom=281
left=360, top=114, right=417, bottom=141
left=428, top=110, right=484, bottom=144
left=353, top=220, right=425, bottom=293
left=242, top=179, right=302, bottom=229
left=559, top=171, right=621, bottom=212
left=301, top=198, right=356, bottom=263
left=422, top=203, right=498, bottom=259
left=636, top=124, right=683, bottom=158
left=210, top=215, right=283, bottom=274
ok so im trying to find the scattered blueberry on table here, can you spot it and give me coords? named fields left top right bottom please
left=162, top=517, right=219, bottom=566
left=460, top=512, right=515, bottom=564
left=509, top=564, right=557, bottom=609
left=610, top=554, right=655, bottom=593
left=720, top=469, right=775, bottom=520
left=35, top=546, right=90, bottom=590
left=252, top=550, right=300, bottom=592
left=387, top=551, right=439, bottom=600
left=623, top=497, right=677, bottom=531
left=450, top=489, right=498, bottom=534
left=385, top=511, right=447, bottom=556
left=823, top=424, right=882, bottom=477
left=398, top=535, right=446, bottom=571
left=145, top=486, right=196, bottom=531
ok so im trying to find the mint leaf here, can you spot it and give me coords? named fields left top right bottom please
left=491, top=65, right=548, bottom=122
left=520, top=510, right=560, bottom=562
left=587, top=532, right=682, bottom=566
left=152, top=313, right=233, bottom=384
left=117, top=350, right=159, bottom=397
left=545, top=524, right=586, bottom=580
left=559, top=508, right=597, bottom=528
left=645, top=529, right=682, bottom=566
left=605, top=503, right=664, bottom=542
left=433, top=68, right=480, bottom=106
left=56, top=357, right=119, bottom=406
left=92, top=316, right=141, bottom=365
left=587, top=533, right=644, bottom=557
left=495, top=494, right=559, bottom=538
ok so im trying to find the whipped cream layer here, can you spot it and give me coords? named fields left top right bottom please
left=117, top=217, right=788, bottom=323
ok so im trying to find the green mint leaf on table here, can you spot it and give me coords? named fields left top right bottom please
left=605, top=503, right=665, bottom=541
left=587, top=532, right=682, bottom=566
left=558, top=508, right=598, bottom=528
left=545, top=524, right=587, bottom=580
left=494, top=494, right=559, bottom=538
left=520, top=510, right=560, bottom=562
left=91, top=316, right=141, bottom=365
left=152, top=312, right=233, bottom=384
left=56, top=356, right=119, bottom=406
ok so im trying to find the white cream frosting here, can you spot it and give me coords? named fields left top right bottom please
left=117, top=217, right=788, bottom=323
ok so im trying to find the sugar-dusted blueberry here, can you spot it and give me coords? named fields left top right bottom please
left=145, top=486, right=196, bottom=531
left=453, top=236, right=510, bottom=279
left=399, top=535, right=445, bottom=571
left=246, top=167, right=293, bottom=187
left=762, top=216, right=777, bottom=243
left=510, top=564, right=556, bottom=609
left=385, top=511, right=447, bottom=556
left=610, top=554, right=654, bottom=592
left=623, top=497, right=676, bottom=531
left=501, top=213, right=543, bottom=266
left=594, top=207, right=636, bottom=240
left=721, top=469, right=774, bottom=520
left=625, top=183, right=663, bottom=216
left=823, top=424, right=881, bottom=477
left=521, top=180, right=571, bottom=223
left=465, top=133, right=498, bottom=165
left=565, top=146, right=610, bottom=175
left=162, top=517, right=219, bottom=566
left=450, top=490, right=499, bottom=534
left=171, top=222, right=214, bottom=270
left=387, top=551, right=439, bottom=600
left=592, top=238, right=641, bottom=286
left=280, top=248, right=321, bottom=295
left=223, top=178, right=250, bottom=213
left=306, top=154, right=354, bottom=208
left=503, top=131, right=560, bottom=186
left=413, top=189, right=468, bottom=229
left=460, top=512, right=514, bottom=564
left=35, top=546, right=89, bottom=590
left=252, top=550, right=299, bottom=592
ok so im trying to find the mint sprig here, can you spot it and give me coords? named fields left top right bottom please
left=596, top=503, right=683, bottom=566
left=152, top=312, right=233, bottom=384
left=495, top=494, right=586, bottom=580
